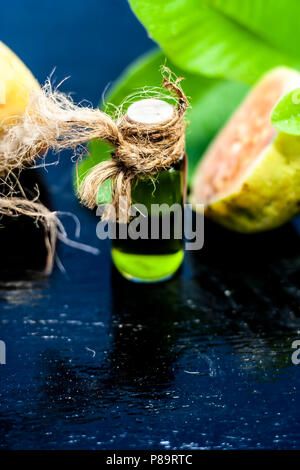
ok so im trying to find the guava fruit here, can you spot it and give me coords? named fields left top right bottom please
left=0, top=41, right=40, bottom=128
left=191, top=67, right=300, bottom=233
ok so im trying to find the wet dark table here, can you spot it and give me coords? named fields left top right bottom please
left=0, top=0, right=300, bottom=451
left=1, top=190, right=300, bottom=449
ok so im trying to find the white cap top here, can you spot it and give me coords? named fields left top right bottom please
left=126, top=98, right=174, bottom=125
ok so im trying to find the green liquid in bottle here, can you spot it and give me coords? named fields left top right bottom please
left=112, top=154, right=187, bottom=282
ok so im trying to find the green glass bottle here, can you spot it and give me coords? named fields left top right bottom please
left=111, top=98, right=187, bottom=283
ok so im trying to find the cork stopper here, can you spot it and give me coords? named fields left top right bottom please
left=126, top=98, right=174, bottom=125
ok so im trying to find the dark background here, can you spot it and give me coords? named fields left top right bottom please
left=0, top=0, right=300, bottom=450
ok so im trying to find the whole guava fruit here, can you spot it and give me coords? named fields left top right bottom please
left=191, top=67, right=300, bottom=233
left=0, top=41, right=40, bottom=128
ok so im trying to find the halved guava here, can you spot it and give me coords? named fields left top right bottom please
left=191, top=67, right=300, bottom=233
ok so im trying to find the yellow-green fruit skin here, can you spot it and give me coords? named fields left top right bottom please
left=0, top=41, right=40, bottom=127
left=202, top=132, right=300, bottom=233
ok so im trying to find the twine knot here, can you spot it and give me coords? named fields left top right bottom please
left=79, top=74, right=188, bottom=222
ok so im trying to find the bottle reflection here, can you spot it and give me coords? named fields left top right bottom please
left=107, top=267, right=184, bottom=393
left=0, top=168, right=51, bottom=280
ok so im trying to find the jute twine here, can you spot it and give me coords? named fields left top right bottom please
left=0, top=67, right=188, bottom=272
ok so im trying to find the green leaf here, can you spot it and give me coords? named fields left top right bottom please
left=128, top=0, right=300, bottom=85
left=271, top=88, right=300, bottom=135
left=76, top=49, right=248, bottom=202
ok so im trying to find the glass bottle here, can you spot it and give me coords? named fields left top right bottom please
left=111, top=98, right=187, bottom=283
